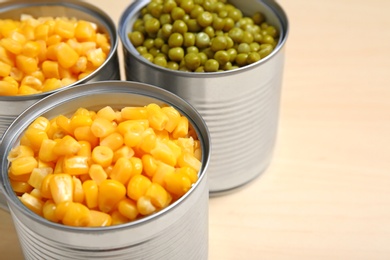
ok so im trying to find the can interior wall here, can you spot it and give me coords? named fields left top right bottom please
left=0, top=81, right=211, bottom=259
left=119, top=0, right=289, bottom=195
left=0, top=0, right=120, bottom=140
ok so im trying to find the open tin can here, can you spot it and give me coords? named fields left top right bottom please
left=119, top=0, right=289, bottom=195
left=0, top=81, right=211, bottom=260
left=0, top=0, right=120, bottom=140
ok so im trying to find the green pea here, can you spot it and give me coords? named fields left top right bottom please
left=265, top=26, right=278, bottom=38
left=221, top=61, right=233, bottom=70
left=225, top=36, right=234, bottom=49
left=163, top=0, right=177, bottom=13
left=166, top=61, right=179, bottom=70
left=223, top=17, right=235, bottom=31
left=202, top=47, right=214, bottom=59
left=159, top=14, right=172, bottom=25
left=203, top=26, right=215, bottom=38
left=249, top=42, right=260, bottom=52
left=214, top=50, right=230, bottom=65
left=190, top=5, right=204, bottom=18
left=204, top=59, right=219, bottom=72
left=246, top=52, right=261, bottom=64
left=184, top=53, right=201, bottom=71
left=197, top=11, right=213, bottom=27
left=183, top=32, right=196, bottom=47
left=210, top=35, right=227, bottom=52
left=262, top=35, right=275, bottom=45
left=228, top=9, right=242, bottom=22
left=168, top=47, right=184, bottom=61
left=180, top=0, right=195, bottom=13
left=147, top=2, right=163, bottom=18
left=153, top=55, right=167, bottom=67
left=172, top=20, right=188, bottom=34
left=149, top=47, right=160, bottom=57
left=241, top=31, right=254, bottom=44
left=186, top=46, right=199, bottom=54
left=161, top=24, right=173, bottom=39
left=143, top=38, right=155, bottom=49
left=252, top=12, right=265, bottom=25
left=226, top=48, right=237, bottom=62
left=228, top=27, right=243, bottom=43
left=235, top=53, right=248, bottom=66
left=168, top=32, right=184, bottom=47
left=195, top=32, right=211, bottom=49
left=259, top=44, right=274, bottom=58
left=128, top=31, right=145, bottom=47
left=198, top=52, right=208, bottom=65
left=212, top=16, right=225, bottom=31
left=237, top=43, right=250, bottom=53
left=161, top=44, right=170, bottom=54
left=218, top=10, right=228, bottom=18
left=214, top=2, right=225, bottom=13
left=142, top=53, right=154, bottom=62
left=136, top=46, right=148, bottom=55
left=154, top=37, right=165, bottom=49
left=171, top=7, right=185, bottom=20
left=195, top=66, right=205, bottom=72
left=132, top=19, right=143, bottom=31
left=203, top=0, right=216, bottom=12
left=186, top=19, right=202, bottom=32
left=253, top=33, right=263, bottom=43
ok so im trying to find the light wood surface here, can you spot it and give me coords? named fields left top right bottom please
left=1, top=0, right=390, bottom=259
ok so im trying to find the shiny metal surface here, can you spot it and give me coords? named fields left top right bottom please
left=119, top=0, right=289, bottom=194
left=0, top=81, right=210, bottom=259
left=0, top=0, right=120, bottom=140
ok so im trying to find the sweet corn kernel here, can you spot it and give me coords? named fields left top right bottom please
left=42, top=78, right=62, bottom=92
left=63, top=155, right=89, bottom=175
left=54, top=19, right=75, bottom=39
left=16, top=55, right=38, bottom=74
left=21, top=75, right=43, bottom=91
left=100, top=132, right=124, bottom=151
left=130, top=157, right=143, bottom=176
left=53, top=135, right=81, bottom=156
left=86, top=48, right=106, bottom=67
left=77, top=141, right=92, bottom=158
left=24, top=128, right=48, bottom=152
left=0, top=60, right=12, bottom=77
left=28, top=167, right=52, bottom=189
left=8, top=170, right=30, bottom=182
left=138, top=128, right=157, bottom=154
left=152, top=162, right=175, bottom=187
left=72, top=176, right=85, bottom=203
left=113, top=146, right=135, bottom=163
left=147, top=103, right=169, bottom=131
left=75, top=20, right=97, bottom=42
left=178, top=152, right=201, bottom=172
left=146, top=183, right=171, bottom=208
left=40, top=174, right=53, bottom=199
left=74, top=126, right=99, bottom=147
left=0, top=80, right=18, bottom=95
left=22, top=41, right=41, bottom=58
left=7, top=145, right=34, bottom=162
left=142, top=154, right=159, bottom=177
left=91, top=117, right=116, bottom=138
left=20, top=192, right=44, bottom=216
left=38, top=139, right=59, bottom=162
left=172, top=116, right=189, bottom=139
left=111, top=210, right=129, bottom=226
left=98, top=179, right=126, bottom=213
left=42, top=60, right=60, bottom=79
left=118, top=199, right=138, bottom=221
left=110, top=157, right=133, bottom=185
left=30, top=188, right=42, bottom=200
left=137, top=196, right=156, bottom=216
left=161, top=106, right=181, bottom=132
left=164, top=171, right=192, bottom=197
left=83, top=180, right=98, bottom=209
left=127, top=174, right=152, bottom=201
left=88, top=210, right=112, bottom=227
left=61, top=202, right=91, bottom=227
left=49, top=173, right=74, bottom=204
left=150, top=140, right=177, bottom=166
left=42, top=200, right=60, bottom=223
left=10, top=180, right=33, bottom=194
left=55, top=115, right=73, bottom=135
left=10, top=156, right=38, bottom=176
left=56, top=43, right=79, bottom=69
left=121, top=107, right=148, bottom=120
left=91, top=145, right=113, bottom=168
left=89, top=164, right=108, bottom=185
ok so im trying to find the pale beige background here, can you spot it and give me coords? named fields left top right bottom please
left=1, top=0, right=390, bottom=259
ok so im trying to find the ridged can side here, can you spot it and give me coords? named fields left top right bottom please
left=0, top=0, right=120, bottom=140
left=0, top=81, right=211, bottom=259
left=119, top=0, right=289, bottom=194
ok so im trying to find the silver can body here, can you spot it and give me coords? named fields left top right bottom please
left=0, top=0, right=120, bottom=140
left=119, top=0, right=289, bottom=194
left=0, top=81, right=211, bottom=260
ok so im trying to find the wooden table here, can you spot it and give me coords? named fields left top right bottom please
left=1, top=0, right=390, bottom=259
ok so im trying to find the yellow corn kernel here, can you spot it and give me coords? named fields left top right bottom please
left=155, top=129, right=170, bottom=141
left=20, top=193, right=44, bottom=216
left=30, top=188, right=43, bottom=200
left=63, top=155, right=89, bottom=175
left=16, top=55, right=38, bottom=74
left=0, top=60, right=12, bottom=77
left=90, top=117, right=116, bottom=138
left=75, top=20, right=96, bottom=42
left=164, top=171, right=192, bottom=197
left=152, top=162, right=175, bottom=187
left=70, top=56, right=87, bottom=74
left=147, top=103, right=169, bottom=131
left=18, top=84, right=40, bottom=95
left=1, top=37, right=22, bottom=54
left=121, top=107, right=148, bottom=120
left=113, top=146, right=135, bottom=163
left=21, top=75, right=43, bottom=91
left=88, top=210, right=112, bottom=227
left=176, top=166, right=198, bottom=183
left=142, top=154, right=159, bottom=178
left=36, top=39, right=47, bottom=63
left=74, top=126, right=99, bottom=147
left=42, top=60, right=60, bottom=79
left=175, top=137, right=195, bottom=155
left=10, top=156, right=38, bottom=176
left=49, top=173, right=73, bottom=204
left=53, top=135, right=81, bottom=156
left=70, top=114, right=93, bottom=133
left=40, top=174, right=53, bottom=199
left=83, top=180, right=98, bottom=209
left=121, top=123, right=147, bottom=148
left=72, top=176, right=85, bottom=203
left=172, top=116, right=189, bottom=139
left=110, top=157, right=133, bottom=185
left=0, top=79, right=18, bottom=95
left=161, top=106, right=181, bottom=132
left=42, top=78, right=62, bottom=92
left=61, top=77, right=77, bottom=87
left=55, top=115, right=73, bottom=135
left=79, top=41, right=97, bottom=56
left=91, top=146, right=113, bottom=168
left=150, top=140, right=177, bottom=166
left=8, top=170, right=30, bottom=182
left=54, top=19, right=75, bottom=39
left=53, top=156, right=64, bottom=174
left=46, top=43, right=59, bottom=60
left=130, top=157, right=143, bottom=176
left=177, top=152, right=201, bottom=172
left=27, top=167, right=52, bottom=189
left=23, top=128, right=48, bottom=152
left=7, top=145, right=34, bottom=162
left=29, top=116, right=50, bottom=132
left=138, top=128, right=157, bottom=154
left=86, top=47, right=106, bottom=67
left=54, top=201, right=71, bottom=222
left=10, top=180, right=33, bottom=194
left=34, top=23, right=49, bottom=41
left=42, top=200, right=60, bottom=223
left=111, top=210, right=129, bottom=226
left=56, top=42, right=79, bottom=69
left=62, top=202, right=91, bottom=227
left=97, top=106, right=117, bottom=121
left=96, top=33, right=111, bottom=54
left=100, top=132, right=124, bottom=151
left=10, top=67, right=23, bottom=82
left=22, top=41, right=41, bottom=58
left=146, top=183, right=171, bottom=208
left=89, top=164, right=108, bottom=185
left=137, top=196, right=156, bottom=216
left=118, top=198, right=138, bottom=221
left=127, top=174, right=152, bottom=201
left=77, top=141, right=92, bottom=158
left=98, top=179, right=126, bottom=213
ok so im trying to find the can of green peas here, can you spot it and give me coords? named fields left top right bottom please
left=0, top=81, right=211, bottom=259
left=0, top=0, right=120, bottom=141
left=119, top=0, right=289, bottom=195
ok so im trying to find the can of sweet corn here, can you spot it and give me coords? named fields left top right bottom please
left=0, top=0, right=120, bottom=141
left=119, top=0, right=289, bottom=195
left=0, top=81, right=211, bottom=260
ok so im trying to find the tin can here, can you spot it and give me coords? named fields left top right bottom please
left=0, top=81, right=211, bottom=260
left=119, top=0, right=289, bottom=195
left=0, top=0, right=120, bottom=140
